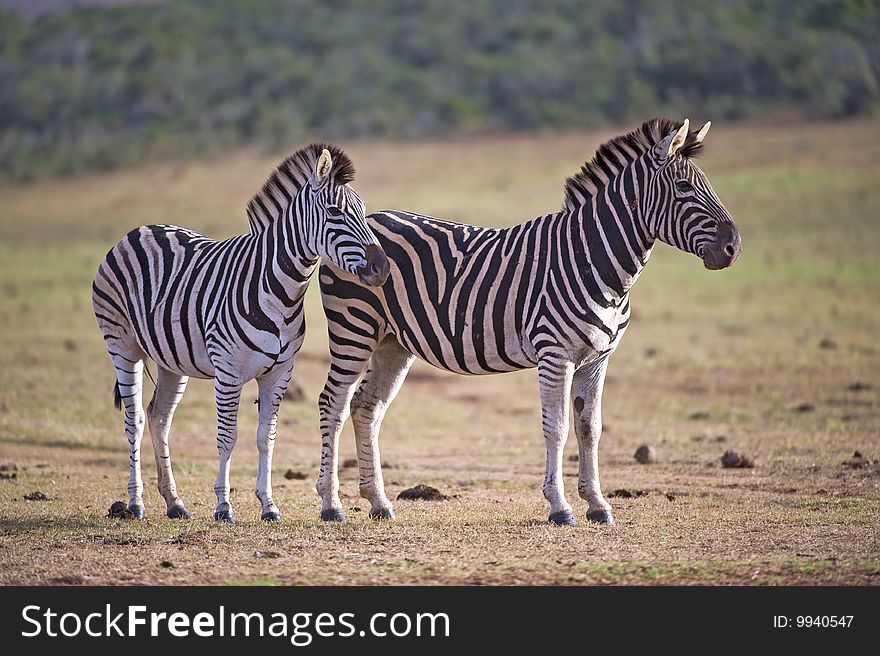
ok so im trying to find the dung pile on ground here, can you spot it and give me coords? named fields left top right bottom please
left=282, top=380, right=306, bottom=402
left=0, top=463, right=18, bottom=480
left=608, top=489, right=649, bottom=498
left=283, top=469, right=307, bottom=480
left=24, top=491, right=49, bottom=501
left=107, top=501, right=134, bottom=519
left=840, top=451, right=877, bottom=471
left=397, top=484, right=448, bottom=501
left=721, top=450, right=755, bottom=469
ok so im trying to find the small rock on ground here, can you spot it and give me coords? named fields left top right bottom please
left=634, top=444, right=657, bottom=464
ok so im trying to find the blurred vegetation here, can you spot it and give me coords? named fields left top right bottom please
left=0, top=0, right=878, bottom=180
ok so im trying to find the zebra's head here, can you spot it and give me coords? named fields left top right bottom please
left=304, top=147, right=390, bottom=286
left=644, top=119, right=741, bottom=270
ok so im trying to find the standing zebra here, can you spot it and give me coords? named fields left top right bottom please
left=92, top=144, right=389, bottom=523
left=316, top=118, right=741, bottom=525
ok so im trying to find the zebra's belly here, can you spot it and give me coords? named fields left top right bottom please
left=135, top=317, right=216, bottom=379
left=390, top=323, right=535, bottom=375
left=143, top=298, right=300, bottom=382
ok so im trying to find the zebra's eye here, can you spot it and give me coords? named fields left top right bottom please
left=327, top=206, right=343, bottom=216
left=676, top=179, right=694, bottom=192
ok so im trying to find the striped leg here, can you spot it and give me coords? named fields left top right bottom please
left=213, top=376, right=243, bottom=523
left=316, top=349, right=375, bottom=522
left=350, top=338, right=415, bottom=519
left=255, top=367, right=290, bottom=522
left=572, top=359, right=614, bottom=524
left=537, top=355, right=576, bottom=525
left=146, top=367, right=190, bottom=519
left=111, top=353, right=146, bottom=519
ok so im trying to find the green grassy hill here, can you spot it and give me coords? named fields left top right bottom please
left=1, top=0, right=878, bottom=180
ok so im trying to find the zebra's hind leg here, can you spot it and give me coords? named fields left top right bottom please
left=147, top=367, right=190, bottom=519
left=110, top=351, right=147, bottom=519
left=350, top=338, right=415, bottom=520
left=536, top=354, right=577, bottom=526
left=212, top=376, right=243, bottom=524
left=316, top=346, right=376, bottom=522
left=572, top=359, right=614, bottom=525
left=255, top=367, right=290, bottom=522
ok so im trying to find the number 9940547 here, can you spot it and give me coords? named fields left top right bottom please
left=796, top=616, right=853, bottom=628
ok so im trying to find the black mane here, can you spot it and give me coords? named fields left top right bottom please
left=246, top=142, right=355, bottom=233
left=564, top=118, right=705, bottom=208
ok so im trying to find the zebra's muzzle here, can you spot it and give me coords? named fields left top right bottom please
left=356, top=244, right=391, bottom=286
left=702, top=222, right=741, bottom=270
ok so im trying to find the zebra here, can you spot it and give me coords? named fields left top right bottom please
left=315, top=118, right=741, bottom=525
left=92, top=143, right=390, bottom=523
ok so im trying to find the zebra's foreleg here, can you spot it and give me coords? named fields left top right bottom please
left=537, top=355, right=576, bottom=525
left=213, top=376, right=243, bottom=523
left=572, top=359, right=614, bottom=524
left=147, top=367, right=190, bottom=519
left=255, top=368, right=289, bottom=522
left=111, top=354, right=146, bottom=519
left=350, top=338, right=415, bottom=520
left=316, top=353, right=373, bottom=522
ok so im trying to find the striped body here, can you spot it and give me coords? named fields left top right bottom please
left=322, top=209, right=634, bottom=376
left=315, top=118, right=741, bottom=524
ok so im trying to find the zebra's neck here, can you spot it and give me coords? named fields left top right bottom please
left=255, top=210, right=319, bottom=324
left=570, top=180, right=655, bottom=307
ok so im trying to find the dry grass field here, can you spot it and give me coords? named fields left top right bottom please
left=0, top=118, right=878, bottom=585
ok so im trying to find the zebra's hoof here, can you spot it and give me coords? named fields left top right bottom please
left=548, top=510, right=577, bottom=526
left=214, top=509, right=235, bottom=524
left=320, top=508, right=347, bottom=523
left=127, top=504, right=145, bottom=520
left=586, top=508, right=615, bottom=525
left=369, top=507, right=396, bottom=521
left=261, top=510, right=282, bottom=522
left=166, top=505, right=191, bottom=520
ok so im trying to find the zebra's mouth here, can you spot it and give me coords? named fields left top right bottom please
left=702, top=223, right=741, bottom=270
left=356, top=244, right=391, bottom=286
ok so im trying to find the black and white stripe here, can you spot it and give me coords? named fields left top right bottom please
left=92, top=143, right=389, bottom=522
left=315, top=118, right=741, bottom=524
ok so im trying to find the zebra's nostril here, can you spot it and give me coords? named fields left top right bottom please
left=724, top=243, right=735, bottom=257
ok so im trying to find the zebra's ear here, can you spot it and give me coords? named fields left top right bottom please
left=658, top=119, right=690, bottom=160
left=314, top=148, right=333, bottom=186
left=695, top=121, right=711, bottom=143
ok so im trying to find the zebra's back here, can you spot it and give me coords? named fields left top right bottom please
left=92, top=224, right=243, bottom=379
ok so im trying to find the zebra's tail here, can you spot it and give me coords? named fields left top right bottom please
left=113, top=381, right=122, bottom=411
